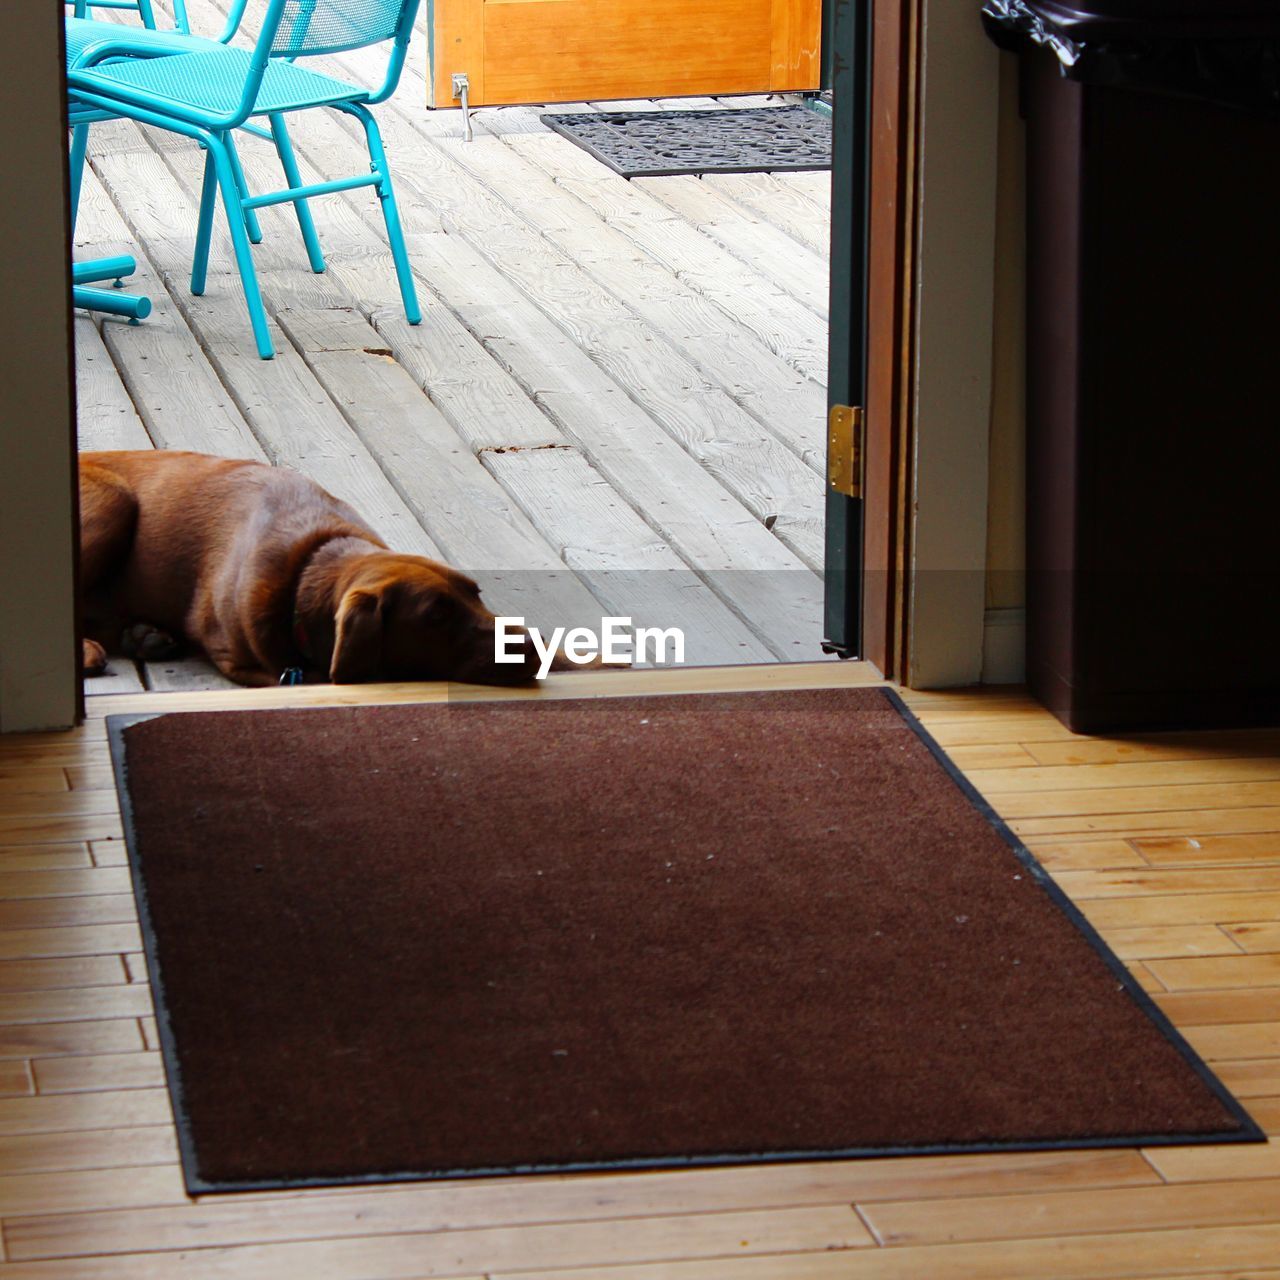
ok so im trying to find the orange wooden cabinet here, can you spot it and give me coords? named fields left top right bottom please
left=429, top=0, right=822, bottom=107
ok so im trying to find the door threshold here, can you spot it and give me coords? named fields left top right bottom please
left=82, top=660, right=882, bottom=718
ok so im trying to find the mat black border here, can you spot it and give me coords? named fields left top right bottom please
left=107, top=688, right=1265, bottom=1196
left=540, top=105, right=833, bottom=179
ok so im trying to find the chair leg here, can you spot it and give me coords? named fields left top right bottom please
left=69, top=123, right=90, bottom=237
left=344, top=104, right=421, bottom=325
left=191, top=149, right=218, bottom=297
left=269, top=113, right=325, bottom=274
left=136, top=0, right=157, bottom=29
left=208, top=134, right=274, bottom=360
left=225, top=136, right=263, bottom=245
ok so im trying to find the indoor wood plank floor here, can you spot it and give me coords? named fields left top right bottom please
left=2, top=668, right=1279, bottom=1276
left=73, top=3, right=831, bottom=695
left=57, top=8, right=1280, bottom=1273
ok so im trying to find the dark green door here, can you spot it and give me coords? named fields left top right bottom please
left=822, top=0, right=872, bottom=658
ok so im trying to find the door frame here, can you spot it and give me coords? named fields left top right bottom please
left=2, top=2, right=1003, bottom=730
left=828, top=0, right=999, bottom=684
left=904, top=0, right=999, bottom=687
left=0, top=5, right=80, bottom=734
left=846, top=0, right=918, bottom=678
left=821, top=0, right=870, bottom=661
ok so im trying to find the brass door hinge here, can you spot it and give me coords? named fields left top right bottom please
left=828, top=404, right=864, bottom=499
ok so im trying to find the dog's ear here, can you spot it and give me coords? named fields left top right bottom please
left=330, top=589, right=383, bottom=683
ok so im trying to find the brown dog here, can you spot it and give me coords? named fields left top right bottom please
left=79, top=450, right=552, bottom=686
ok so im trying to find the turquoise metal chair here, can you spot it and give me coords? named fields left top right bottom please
left=68, top=1, right=191, bottom=31
left=68, top=0, right=424, bottom=360
left=66, top=3, right=276, bottom=252
left=67, top=0, right=183, bottom=226
left=66, top=6, right=262, bottom=323
left=66, top=4, right=194, bottom=322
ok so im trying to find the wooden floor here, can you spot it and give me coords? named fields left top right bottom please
left=56, top=10, right=1280, bottom=1274
left=74, top=3, right=832, bottom=695
left=2, top=665, right=1280, bottom=1276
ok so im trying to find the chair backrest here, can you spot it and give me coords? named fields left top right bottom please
left=69, top=0, right=421, bottom=130
left=266, top=0, right=417, bottom=58
left=65, top=0, right=190, bottom=34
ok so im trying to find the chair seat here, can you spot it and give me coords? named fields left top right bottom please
left=73, top=47, right=370, bottom=119
left=65, top=17, right=221, bottom=70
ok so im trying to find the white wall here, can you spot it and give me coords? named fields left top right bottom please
left=982, top=52, right=1028, bottom=684
left=905, top=0, right=1000, bottom=688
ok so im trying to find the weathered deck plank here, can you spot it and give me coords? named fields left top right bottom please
left=482, top=447, right=777, bottom=666
left=391, top=117, right=827, bottom=471
left=117, top=97, right=810, bottom=657
left=93, top=132, right=443, bottom=561
left=302, top=42, right=829, bottom=506
left=371, top=43, right=829, bottom=389
left=778, top=170, right=833, bottom=212
left=142, top=659, right=239, bottom=694
left=346, top=130, right=827, bottom=566
left=74, top=156, right=265, bottom=460
left=400, top=225, right=826, bottom=659
left=276, top=307, right=604, bottom=631
left=231, top=91, right=829, bottom=657
left=514, top=133, right=828, bottom=384
left=636, top=174, right=829, bottom=317
left=72, top=319, right=151, bottom=453
left=702, top=172, right=832, bottom=257
left=81, top=664, right=146, bottom=699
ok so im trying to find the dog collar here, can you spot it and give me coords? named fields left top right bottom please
left=281, top=612, right=312, bottom=686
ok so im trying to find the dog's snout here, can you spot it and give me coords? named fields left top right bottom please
left=465, top=623, right=540, bottom=684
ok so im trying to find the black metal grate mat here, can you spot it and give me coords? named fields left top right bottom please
left=540, top=105, right=832, bottom=178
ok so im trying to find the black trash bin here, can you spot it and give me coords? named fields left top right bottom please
left=984, top=1, right=1280, bottom=732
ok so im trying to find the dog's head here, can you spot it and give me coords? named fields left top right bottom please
left=328, top=555, right=540, bottom=685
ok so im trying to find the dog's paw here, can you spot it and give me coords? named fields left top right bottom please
left=121, top=623, right=180, bottom=661
left=82, top=639, right=109, bottom=676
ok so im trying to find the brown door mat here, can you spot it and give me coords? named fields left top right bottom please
left=108, top=688, right=1260, bottom=1193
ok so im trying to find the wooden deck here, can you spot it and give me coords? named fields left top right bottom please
left=3, top=667, right=1280, bottom=1276
left=73, top=5, right=833, bottom=695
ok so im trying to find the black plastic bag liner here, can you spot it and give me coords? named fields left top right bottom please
left=982, top=0, right=1280, bottom=115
